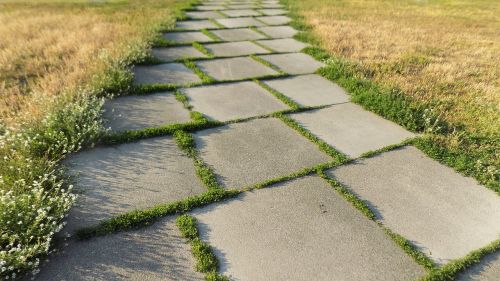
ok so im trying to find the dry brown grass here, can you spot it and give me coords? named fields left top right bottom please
left=0, top=0, right=181, bottom=127
left=287, top=0, right=500, bottom=136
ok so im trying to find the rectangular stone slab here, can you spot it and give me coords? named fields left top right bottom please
left=192, top=176, right=425, bottom=280
left=193, top=118, right=331, bottom=188
left=133, top=63, right=201, bottom=85
left=204, top=41, right=270, bottom=57
left=256, top=15, right=291, bottom=25
left=220, top=9, right=260, bottom=17
left=289, top=103, right=414, bottom=157
left=176, top=20, right=219, bottom=30
left=195, top=57, right=278, bottom=81
left=63, top=137, right=206, bottom=233
left=258, top=53, right=324, bottom=74
left=182, top=81, right=288, bottom=121
left=152, top=46, right=208, bottom=62
left=327, top=146, right=500, bottom=264
left=258, top=8, right=287, bottom=16
left=103, top=93, right=191, bottom=132
left=163, top=31, right=214, bottom=43
left=210, top=27, right=267, bottom=41
left=256, top=38, right=307, bottom=52
left=263, top=74, right=350, bottom=106
left=33, top=217, right=204, bottom=281
left=257, top=25, right=299, bottom=38
left=185, top=11, right=226, bottom=19
left=215, top=17, right=266, bottom=28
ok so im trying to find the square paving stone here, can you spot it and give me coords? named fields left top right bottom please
left=185, top=11, right=226, bottom=19
left=133, top=63, right=201, bottom=85
left=204, top=41, right=270, bottom=57
left=195, top=57, right=278, bottom=81
left=258, top=8, right=287, bottom=16
left=263, top=74, right=350, bottom=106
left=256, top=15, right=291, bottom=25
left=456, top=251, right=500, bottom=281
left=193, top=118, right=331, bottom=188
left=258, top=53, right=325, bottom=74
left=191, top=176, right=425, bottom=280
left=215, top=17, right=266, bottom=28
left=256, top=38, right=307, bottom=52
left=210, top=27, right=266, bottom=41
left=103, top=93, right=191, bottom=132
left=176, top=20, right=219, bottom=30
left=152, top=46, right=207, bottom=62
left=257, top=25, right=299, bottom=38
left=182, top=81, right=288, bottom=121
left=63, top=137, right=206, bottom=233
left=163, top=31, right=214, bottom=43
left=327, top=146, right=500, bottom=264
left=220, top=9, right=260, bottom=17
left=290, top=103, right=415, bottom=157
left=33, top=217, right=204, bottom=281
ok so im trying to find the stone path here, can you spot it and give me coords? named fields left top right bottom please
left=30, top=0, right=500, bottom=280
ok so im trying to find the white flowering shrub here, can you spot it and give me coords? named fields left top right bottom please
left=0, top=95, right=106, bottom=279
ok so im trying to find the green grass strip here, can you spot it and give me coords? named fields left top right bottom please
left=359, top=138, right=415, bottom=159
left=383, top=227, right=436, bottom=270
left=418, top=239, right=500, bottom=281
left=192, top=42, right=214, bottom=58
left=201, top=28, right=222, bottom=41
left=177, top=215, right=230, bottom=280
left=250, top=54, right=286, bottom=74
left=184, top=59, right=215, bottom=83
left=255, top=79, right=300, bottom=109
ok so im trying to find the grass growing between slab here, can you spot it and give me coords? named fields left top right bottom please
left=176, top=215, right=229, bottom=281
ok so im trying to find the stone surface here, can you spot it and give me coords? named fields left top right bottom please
left=192, top=176, right=425, bottom=280
left=33, top=217, right=204, bottom=281
left=258, top=53, right=324, bottom=74
left=63, top=137, right=206, bottom=233
left=103, top=93, right=191, bottom=132
left=185, top=11, right=226, bottom=19
left=211, top=27, right=266, bottom=41
left=195, top=57, right=278, bottom=81
left=258, top=8, right=287, bottom=16
left=215, top=17, right=266, bottom=28
left=225, top=4, right=256, bottom=10
left=256, top=15, right=291, bottom=25
left=456, top=252, right=500, bottom=281
left=261, top=3, right=283, bottom=8
left=327, top=146, right=500, bottom=264
left=163, top=31, right=214, bottom=43
left=176, top=20, right=219, bottom=30
left=290, top=103, right=414, bottom=157
left=257, top=25, right=298, bottom=38
left=263, top=74, right=350, bottom=106
left=256, top=38, right=307, bottom=52
left=220, top=9, right=260, bottom=17
left=193, top=118, right=331, bottom=188
left=133, top=63, right=201, bottom=85
left=204, top=41, right=270, bottom=57
left=183, top=81, right=288, bottom=121
left=196, top=5, right=225, bottom=11
left=152, top=46, right=207, bottom=62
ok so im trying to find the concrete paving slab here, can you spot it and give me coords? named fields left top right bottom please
left=195, top=57, right=278, bottom=81
left=258, top=53, right=324, bottom=74
left=257, top=25, right=298, bottom=38
left=193, top=118, right=331, bottom=188
left=204, top=41, right=270, bottom=57
left=258, top=8, right=287, bottom=16
left=103, top=93, right=191, bottom=132
left=33, top=217, right=204, bottom=281
left=210, top=27, right=266, bottom=41
left=182, top=81, right=288, bottom=121
left=215, top=17, right=266, bottom=28
left=256, top=15, right=291, bottom=25
left=133, top=63, right=201, bottom=85
left=163, top=31, right=214, bottom=43
left=263, top=74, right=350, bottom=106
left=456, top=251, right=500, bottom=281
left=192, top=176, right=425, bottom=280
left=152, top=46, right=207, bottom=62
left=256, top=38, right=307, bottom=52
left=63, top=137, right=206, bottom=233
left=327, top=146, right=500, bottom=264
left=290, top=103, right=414, bottom=157
left=220, top=9, right=260, bottom=17
left=176, top=20, right=219, bottom=30
left=185, top=11, right=226, bottom=19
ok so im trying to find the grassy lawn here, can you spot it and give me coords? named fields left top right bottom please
left=285, top=0, right=499, bottom=192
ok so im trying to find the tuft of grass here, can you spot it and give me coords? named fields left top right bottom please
left=383, top=227, right=436, bottom=270
left=184, top=59, right=216, bottom=83
left=250, top=54, right=286, bottom=74
left=200, top=28, right=222, bottom=41
left=255, top=79, right=300, bottom=109
left=192, top=42, right=214, bottom=58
